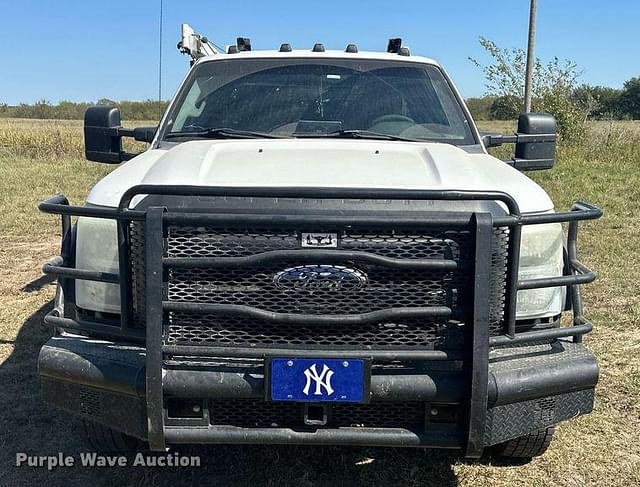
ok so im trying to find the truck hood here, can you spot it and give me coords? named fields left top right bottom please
left=87, top=139, right=553, bottom=213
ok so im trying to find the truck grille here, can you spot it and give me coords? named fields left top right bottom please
left=166, top=314, right=465, bottom=350
left=129, top=222, right=509, bottom=347
left=208, top=400, right=426, bottom=429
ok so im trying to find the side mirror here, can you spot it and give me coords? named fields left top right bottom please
left=84, top=106, right=157, bottom=163
left=481, top=112, right=557, bottom=171
left=514, top=112, right=557, bottom=171
left=84, top=106, right=124, bottom=163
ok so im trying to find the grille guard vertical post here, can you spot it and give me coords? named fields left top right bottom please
left=466, top=213, right=493, bottom=457
left=568, top=204, right=589, bottom=344
left=145, top=207, right=167, bottom=451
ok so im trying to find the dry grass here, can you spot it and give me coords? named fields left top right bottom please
left=0, top=119, right=639, bottom=486
left=0, top=118, right=150, bottom=161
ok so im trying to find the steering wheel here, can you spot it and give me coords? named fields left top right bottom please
left=369, top=114, right=415, bottom=127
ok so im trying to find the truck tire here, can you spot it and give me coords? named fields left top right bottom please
left=492, top=427, right=555, bottom=460
left=82, top=419, right=143, bottom=452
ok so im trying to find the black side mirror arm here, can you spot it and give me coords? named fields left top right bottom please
left=119, top=126, right=157, bottom=143
left=482, top=132, right=557, bottom=148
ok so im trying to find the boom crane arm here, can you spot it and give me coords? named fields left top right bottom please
left=177, top=24, right=221, bottom=61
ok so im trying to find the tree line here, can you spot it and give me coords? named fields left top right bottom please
left=467, top=78, right=640, bottom=122
left=0, top=99, right=169, bottom=121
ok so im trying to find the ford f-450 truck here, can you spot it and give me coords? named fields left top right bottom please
left=38, top=26, right=602, bottom=460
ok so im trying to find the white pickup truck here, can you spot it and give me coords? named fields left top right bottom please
left=38, top=26, right=602, bottom=461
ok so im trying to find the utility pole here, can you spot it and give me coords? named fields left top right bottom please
left=524, top=0, right=537, bottom=112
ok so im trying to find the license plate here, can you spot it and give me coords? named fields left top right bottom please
left=270, top=358, right=366, bottom=402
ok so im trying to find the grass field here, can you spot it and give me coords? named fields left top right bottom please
left=0, top=118, right=639, bottom=486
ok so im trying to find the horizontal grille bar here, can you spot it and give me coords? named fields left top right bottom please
left=163, top=344, right=465, bottom=361
left=163, top=302, right=452, bottom=325
left=163, top=249, right=461, bottom=270
left=166, top=312, right=464, bottom=350
left=119, top=185, right=520, bottom=212
left=163, top=212, right=477, bottom=228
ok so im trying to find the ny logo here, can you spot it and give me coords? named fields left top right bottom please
left=302, top=363, right=334, bottom=396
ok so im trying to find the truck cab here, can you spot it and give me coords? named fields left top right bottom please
left=38, top=28, right=601, bottom=460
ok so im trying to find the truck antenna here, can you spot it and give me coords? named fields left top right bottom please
left=157, top=0, right=164, bottom=121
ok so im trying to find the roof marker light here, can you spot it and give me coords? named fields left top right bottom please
left=398, top=46, right=410, bottom=56
left=312, top=43, right=325, bottom=52
left=387, top=38, right=402, bottom=53
left=345, top=43, right=358, bottom=53
left=236, top=37, right=252, bottom=52
left=279, top=43, right=292, bottom=52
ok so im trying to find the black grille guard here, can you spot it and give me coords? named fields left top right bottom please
left=38, top=185, right=602, bottom=456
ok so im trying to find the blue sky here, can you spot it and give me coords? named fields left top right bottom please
left=0, top=0, right=637, bottom=104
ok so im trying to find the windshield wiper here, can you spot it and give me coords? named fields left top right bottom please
left=166, top=128, right=289, bottom=140
left=297, top=129, right=421, bottom=142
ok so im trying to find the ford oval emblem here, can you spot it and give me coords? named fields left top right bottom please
left=273, top=265, right=368, bottom=291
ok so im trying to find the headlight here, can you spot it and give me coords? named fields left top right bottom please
left=75, top=217, right=120, bottom=314
left=516, top=222, right=565, bottom=319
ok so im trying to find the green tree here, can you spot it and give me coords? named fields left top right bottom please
left=572, top=85, right=623, bottom=119
left=97, top=98, right=117, bottom=106
left=620, top=77, right=640, bottom=119
left=489, top=95, right=521, bottom=120
left=465, top=96, right=495, bottom=120
left=470, top=37, right=587, bottom=142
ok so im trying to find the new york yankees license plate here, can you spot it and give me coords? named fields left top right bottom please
left=269, top=358, right=366, bottom=403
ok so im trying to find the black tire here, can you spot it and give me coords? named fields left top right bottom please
left=492, top=427, right=555, bottom=460
left=82, top=419, right=143, bottom=452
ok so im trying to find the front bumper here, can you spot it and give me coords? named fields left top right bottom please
left=39, top=335, right=598, bottom=452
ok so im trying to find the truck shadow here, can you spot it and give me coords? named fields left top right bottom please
left=0, top=301, right=464, bottom=487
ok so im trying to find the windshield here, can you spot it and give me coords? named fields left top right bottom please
left=164, top=58, right=476, bottom=145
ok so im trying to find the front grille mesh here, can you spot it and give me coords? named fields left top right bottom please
left=167, top=266, right=459, bottom=313
left=167, top=228, right=467, bottom=260
left=167, top=313, right=465, bottom=349
left=208, top=400, right=425, bottom=429
left=129, top=222, right=510, bottom=343
left=130, top=222, right=146, bottom=328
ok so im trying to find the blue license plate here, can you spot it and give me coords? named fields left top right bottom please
left=270, top=358, right=366, bottom=402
